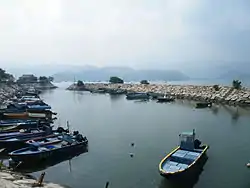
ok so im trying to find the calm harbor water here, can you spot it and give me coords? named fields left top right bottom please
left=33, top=87, right=250, bottom=188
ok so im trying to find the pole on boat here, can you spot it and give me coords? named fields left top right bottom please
left=67, top=121, right=70, bottom=132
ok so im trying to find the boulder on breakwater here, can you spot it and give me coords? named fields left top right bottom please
left=70, top=83, right=250, bottom=107
left=66, top=83, right=87, bottom=91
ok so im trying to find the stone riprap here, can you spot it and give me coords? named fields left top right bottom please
left=75, top=83, right=250, bottom=106
left=0, top=171, right=64, bottom=188
left=0, top=83, right=20, bottom=104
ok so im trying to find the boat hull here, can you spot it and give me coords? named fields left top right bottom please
left=159, top=145, right=209, bottom=178
left=9, top=142, right=88, bottom=163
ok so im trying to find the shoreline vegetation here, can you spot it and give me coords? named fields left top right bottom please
left=67, top=80, right=250, bottom=107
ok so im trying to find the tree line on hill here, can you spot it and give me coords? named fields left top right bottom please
left=0, top=68, right=54, bottom=85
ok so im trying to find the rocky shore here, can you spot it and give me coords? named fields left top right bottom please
left=0, top=83, right=64, bottom=187
left=20, top=82, right=58, bottom=90
left=0, top=82, right=57, bottom=105
left=0, top=83, right=20, bottom=104
left=0, top=170, right=64, bottom=188
left=72, top=83, right=250, bottom=106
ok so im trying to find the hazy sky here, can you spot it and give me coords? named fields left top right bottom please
left=0, top=0, right=250, bottom=69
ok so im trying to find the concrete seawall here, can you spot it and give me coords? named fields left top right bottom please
left=80, top=83, right=250, bottom=106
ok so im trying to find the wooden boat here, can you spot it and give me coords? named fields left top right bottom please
left=126, top=92, right=150, bottom=100
left=2, top=111, right=54, bottom=119
left=9, top=133, right=88, bottom=163
left=159, top=130, right=208, bottom=178
left=0, top=121, right=49, bottom=131
left=0, top=126, right=52, bottom=140
left=0, top=128, right=53, bottom=151
left=108, top=89, right=126, bottom=95
left=147, top=92, right=164, bottom=100
left=0, top=125, right=19, bottom=132
left=157, top=95, right=175, bottom=103
left=195, top=102, right=212, bottom=108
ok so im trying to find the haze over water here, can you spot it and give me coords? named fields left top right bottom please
left=30, top=87, right=250, bottom=188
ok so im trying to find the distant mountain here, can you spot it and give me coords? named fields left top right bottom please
left=4, top=64, right=93, bottom=78
left=52, top=66, right=189, bottom=82
left=218, top=70, right=250, bottom=80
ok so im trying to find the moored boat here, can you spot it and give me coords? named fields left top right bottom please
left=157, top=95, right=175, bottom=103
left=9, top=132, right=88, bottom=163
left=195, top=102, right=212, bottom=109
left=126, top=92, right=150, bottom=100
left=159, top=130, right=208, bottom=178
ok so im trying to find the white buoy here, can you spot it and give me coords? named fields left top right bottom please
left=246, top=163, right=250, bottom=168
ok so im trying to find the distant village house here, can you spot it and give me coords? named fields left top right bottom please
left=17, top=74, right=38, bottom=83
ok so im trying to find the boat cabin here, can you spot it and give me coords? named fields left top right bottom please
left=179, top=130, right=195, bottom=151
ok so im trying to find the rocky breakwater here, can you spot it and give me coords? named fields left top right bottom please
left=0, top=170, right=64, bottom=188
left=82, top=83, right=250, bottom=106
left=66, top=83, right=86, bottom=91
left=0, top=83, right=20, bottom=104
left=20, top=82, right=57, bottom=90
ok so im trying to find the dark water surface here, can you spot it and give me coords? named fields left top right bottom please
left=33, top=88, right=250, bottom=188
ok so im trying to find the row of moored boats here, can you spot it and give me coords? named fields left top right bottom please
left=90, top=88, right=213, bottom=108
left=0, top=88, right=88, bottom=170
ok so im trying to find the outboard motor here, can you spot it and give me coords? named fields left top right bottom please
left=57, top=127, right=66, bottom=133
left=194, top=139, right=202, bottom=149
left=73, top=131, right=79, bottom=136
left=75, top=134, right=84, bottom=142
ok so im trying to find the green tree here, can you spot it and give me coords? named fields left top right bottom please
left=0, top=68, right=14, bottom=82
left=140, top=80, right=149, bottom=85
left=77, top=80, right=84, bottom=86
left=109, top=76, right=124, bottom=84
left=39, top=76, right=49, bottom=83
left=48, top=76, right=54, bottom=82
left=232, top=80, right=242, bottom=89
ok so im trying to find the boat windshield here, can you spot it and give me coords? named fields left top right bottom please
left=179, top=131, right=195, bottom=150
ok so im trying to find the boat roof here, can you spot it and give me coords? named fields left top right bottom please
left=180, top=131, right=193, bottom=136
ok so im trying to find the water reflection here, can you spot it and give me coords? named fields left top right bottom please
left=158, top=155, right=208, bottom=188
left=109, top=94, right=124, bottom=101
left=72, top=91, right=87, bottom=102
left=134, top=99, right=150, bottom=103
left=210, top=106, right=219, bottom=115
left=221, top=105, right=240, bottom=123
left=12, top=146, right=88, bottom=173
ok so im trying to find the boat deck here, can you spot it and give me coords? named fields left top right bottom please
left=11, top=142, right=63, bottom=155
left=162, top=149, right=202, bottom=173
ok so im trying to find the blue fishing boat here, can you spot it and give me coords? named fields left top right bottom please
left=0, top=128, right=53, bottom=151
left=9, top=132, right=88, bottom=163
left=0, top=121, right=50, bottom=131
left=0, top=126, right=52, bottom=140
left=6, top=102, right=51, bottom=112
left=159, top=130, right=208, bottom=177
left=0, top=126, right=70, bottom=152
